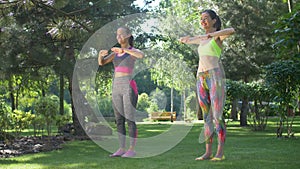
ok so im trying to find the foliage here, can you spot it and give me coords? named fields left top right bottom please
left=149, top=48, right=195, bottom=92
left=226, top=79, right=278, bottom=130
left=0, top=0, right=145, bottom=136
left=184, top=91, right=197, bottom=119
left=272, top=3, right=300, bottom=60
left=55, top=101, right=72, bottom=131
left=11, top=109, right=35, bottom=138
left=226, top=79, right=246, bottom=100
left=265, top=60, right=300, bottom=137
left=212, top=0, right=287, bottom=81
left=137, top=93, right=151, bottom=112
left=0, top=101, right=13, bottom=141
left=97, top=96, right=114, bottom=117
left=147, top=88, right=165, bottom=113
left=34, top=95, right=59, bottom=136
left=246, top=82, right=275, bottom=131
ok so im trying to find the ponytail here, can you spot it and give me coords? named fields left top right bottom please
left=214, top=15, right=221, bottom=31
left=129, top=35, right=134, bottom=47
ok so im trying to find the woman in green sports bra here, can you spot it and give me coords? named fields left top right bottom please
left=179, top=9, right=235, bottom=161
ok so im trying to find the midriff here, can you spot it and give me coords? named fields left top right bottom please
left=198, top=55, right=220, bottom=73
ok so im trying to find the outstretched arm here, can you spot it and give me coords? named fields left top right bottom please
left=179, top=28, right=235, bottom=44
left=179, top=35, right=208, bottom=45
left=208, top=28, right=235, bottom=41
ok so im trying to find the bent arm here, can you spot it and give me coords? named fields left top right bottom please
left=98, top=52, right=115, bottom=66
left=123, top=48, right=144, bottom=59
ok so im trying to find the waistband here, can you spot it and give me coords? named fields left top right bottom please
left=197, top=68, right=222, bottom=77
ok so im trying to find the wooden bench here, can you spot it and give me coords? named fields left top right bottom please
left=150, top=112, right=176, bottom=122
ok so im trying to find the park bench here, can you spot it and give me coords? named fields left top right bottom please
left=150, top=112, right=176, bottom=122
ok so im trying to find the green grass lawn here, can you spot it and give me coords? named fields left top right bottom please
left=1, top=118, right=300, bottom=169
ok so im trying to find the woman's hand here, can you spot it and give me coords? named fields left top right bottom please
left=98, top=49, right=113, bottom=66
left=179, top=36, right=190, bottom=43
left=99, top=50, right=108, bottom=58
left=111, top=47, right=123, bottom=54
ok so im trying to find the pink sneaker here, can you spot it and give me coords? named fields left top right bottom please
left=109, top=149, right=126, bottom=157
left=121, top=150, right=136, bottom=158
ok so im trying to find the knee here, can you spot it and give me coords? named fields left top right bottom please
left=115, top=117, right=125, bottom=125
left=127, top=120, right=136, bottom=128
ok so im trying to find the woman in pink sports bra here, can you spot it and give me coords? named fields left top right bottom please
left=98, top=27, right=144, bottom=158
left=180, top=9, right=234, bottom=161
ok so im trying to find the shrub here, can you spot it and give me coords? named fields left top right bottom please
left=11, top=109, right=34, bottom=138
left=0, top=101, right=13, bottom=141
left=137, top=93, right=150, bottom=112
left=34, top=95, right=59, bottom=136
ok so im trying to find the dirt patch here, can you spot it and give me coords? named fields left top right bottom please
left=0, top=135, right=90, bottom=158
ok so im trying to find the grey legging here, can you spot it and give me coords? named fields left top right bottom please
left=112, top=76, right=138, bottom=148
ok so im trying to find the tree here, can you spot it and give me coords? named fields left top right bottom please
left=149, top=46, right=195, bottom=118
left=265, top=2, right=300, bottom=137
left=265, top=60, right=300, bottom=137
left=272, top=3, right=300, bottom=61
left=0, top=0, right=145, bottom=136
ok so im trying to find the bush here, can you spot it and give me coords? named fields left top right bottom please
left=137, top=93, right=150, bottom=112
left=149, top=88, right=166, bottom=112
left=34, top=95, right=59, bottom=136
left=11, top=109, right=35, bottom=137
left=0, top=101, right=13, bottom=141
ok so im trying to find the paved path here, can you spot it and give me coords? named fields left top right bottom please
left=136, top=120, right=204, bottom=125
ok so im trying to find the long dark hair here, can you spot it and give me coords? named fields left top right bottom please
left=128, top=35, right=134, bottom=47
left=202, top=9, right=221, bottom=31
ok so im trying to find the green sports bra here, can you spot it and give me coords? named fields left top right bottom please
left=198, top=38, right=222, bottom=58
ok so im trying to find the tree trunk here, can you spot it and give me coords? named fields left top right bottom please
left=16, top=89, right=19, bottom=110
left=171, top=87, right=173, bottom=113
left=254, top=100, right=259, bottom=120
left=240, top=97, right=249, bottom=126
left=59, top=74, right=64, bottom=115
left=230, top=99, right=238, bottom=121
left=197, top=105, right=203, bottom=120
left=183, top=90, right=186, bottom=120
left=65, top=41, right=98, bottom=136
left=69, top=77, right=87, bottom=136
left=287, top=0, right=293, bottom=13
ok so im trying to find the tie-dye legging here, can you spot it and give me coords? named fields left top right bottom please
left=112, top=76, right=138, bottom=148
left=196, top=68, right=226, bottom=145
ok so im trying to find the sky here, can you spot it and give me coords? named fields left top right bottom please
left=133, top=0, right=161, bottom=9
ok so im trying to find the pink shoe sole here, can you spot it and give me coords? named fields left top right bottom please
left=121, top=150, right=136, bottom=158
left=109, top=149, right=126, bottom=157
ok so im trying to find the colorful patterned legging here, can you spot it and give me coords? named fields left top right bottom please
left=112, top=76, right=138, bottom=148
left=196, top=68, right=226, bottom=145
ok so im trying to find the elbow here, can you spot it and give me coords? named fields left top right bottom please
left=98, top=60, right=103, bottom=66
left=137, top=52, right=145, bottom=59
left=229, top=28, right=235, bottom=34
